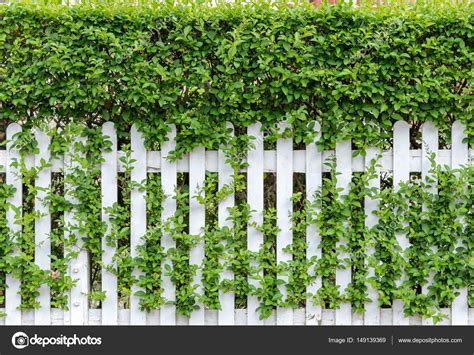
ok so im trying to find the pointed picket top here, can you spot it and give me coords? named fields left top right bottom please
left=393, top=120, right=410, bottom=189
left=6, top=123, right=22, bottom=137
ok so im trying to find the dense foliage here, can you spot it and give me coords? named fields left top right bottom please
left=0, top=0, right=472, bottom=323
left=0, top=0, right=472, bottom=154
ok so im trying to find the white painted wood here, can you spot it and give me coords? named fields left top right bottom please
left=305, top=122, right=322, bottom=325
left=321, top=309, right=335, bottom=325
left=5, top=123, right=22, bottom=325
left=276, top=122, right=293, bottom=325
left=161, top=125, right=177, bottom=325
left=3, top=148, right=474, bottom=175
left=21, top=310, right=34, bottom=325
left=101, top=122, right=118, bottom=325
left=146, top=309, right=160, bottom=325
left=217, top=123, right=235, bottom=325
left=335, top=140, right=352, bottom=325
left=380, top=308, right=393, bottom=325
left=451, top=121, right=469, bottom=325
left=189, top=146, right=206, bottom=325
left=218, top=122, right=235, bottom=325
left=177, top=314, right=189, bottom=325
left=235, top=309, right=247, bottom=325
left=64, top=134, right=89, bottom=325
left=353, top=312, right=364, bottom=325
left=34, top=129, right=51, bottom=325
left=89, top=309, right=101, bottom=325
left=139, top=148, right=473, bottom=174
left=1, top=306, right=474, bottom=325
left=392, top=121, right=410, bottom=325
left=206, top=309, right=218, bottom=325
left=176, top=314, right=189, bottom=326
left=439, top=308, right=451, bottom=325
left=410, top=315, right=422, bottom=326
left=421, top=122, right=438, bottom=326
left=294, top=308, right=306, bottom=325
left=247, top=122, right=264, bottom=325
left=263, top=311, right=276, bottom=325
left=364, top=147, right=380, bottom=325
left=130, top=124, right=147, bottom=325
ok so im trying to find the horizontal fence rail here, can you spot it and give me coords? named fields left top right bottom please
left=1, top=308, right=474, bottom=326
left=1, top=149, right=474, bottom=174
left=0, top=121, right=472, bottom=326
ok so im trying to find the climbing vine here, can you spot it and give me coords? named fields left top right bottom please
left=0, top=121, right=471, bottom=323
left=165, top=177, right=200, bottom=317
left=0, top=174, right=14, bottom=315
left=104, top=144, right=135, bottom=308
left=394, top=156, right=473, bottom=321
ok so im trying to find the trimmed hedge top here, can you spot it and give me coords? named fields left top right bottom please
left=0, top=1, right=472, bottom=155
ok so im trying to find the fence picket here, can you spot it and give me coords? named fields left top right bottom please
left=451, top=121, right=469, bottom=325
left=392, top=121, right=410, bottom=325
left=364, top=147, right=380, bottom=325
left=189, top=146, right=206, bottom=325
left=306, top=122, right=322, bottom=325
left=101, top=122, right=118, bottom=325
left=421, top=122, right=438, bottom=326
left=64, top=135, right=89, bottom=325
left=34, top=129, right=51, bottom=325
left=276, top=122, right=293, bottom=325
left=5, top=123, right=22, bottom=325
left=218, top=123, right=235, bottom=325
left=130, top=125, right=147, bottom=325
left=247, top=122, right=264, bottom=325
left=161, top=125, right=177, bottom=325
left=335, top=140, right=352, bottom=325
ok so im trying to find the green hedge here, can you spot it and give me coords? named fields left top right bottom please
left=0, top=1, right=472, bottom=155
left=0, top=1, right=473, bottom=320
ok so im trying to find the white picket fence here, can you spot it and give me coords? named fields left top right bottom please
left=0, top=120, right=472, bottom=326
